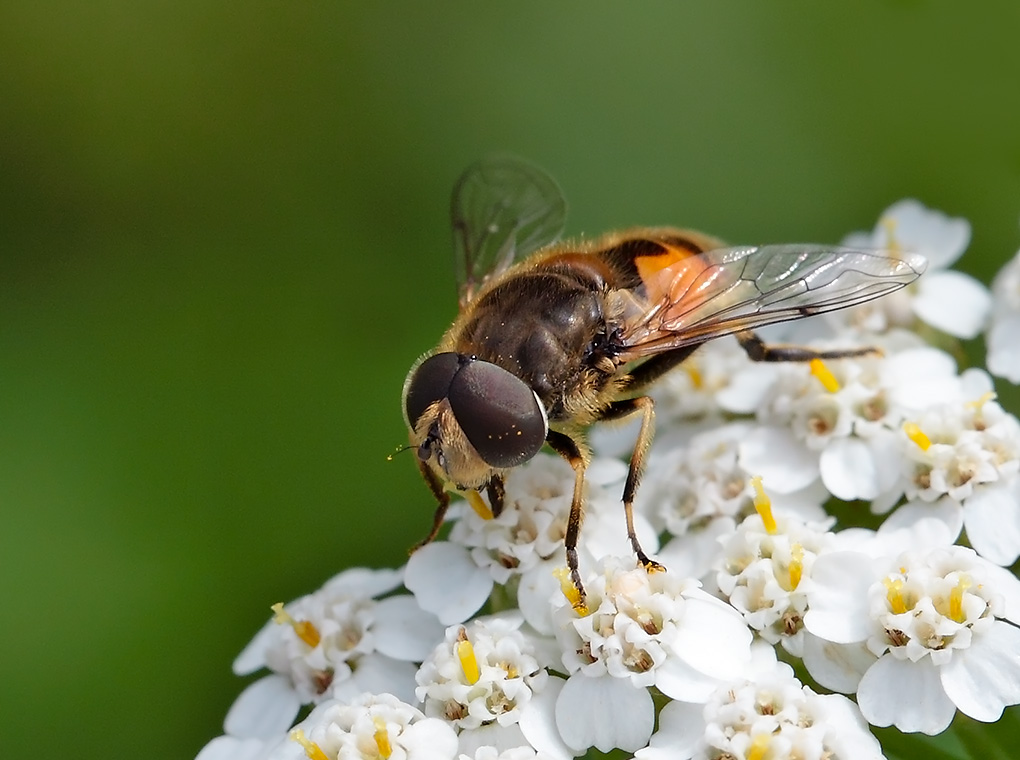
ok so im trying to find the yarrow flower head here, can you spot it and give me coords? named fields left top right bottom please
left=804, top=543, right=1020, bottom=734
left=715, top=480, right=836, bottom=656
left=550, top=556, right=753, bottom=753
left=405, top=453, right=654, bottom=633
left=835, top=198, right=990, bottom=338
left=413, top=615, right=570, bottom=759
left=276, top=692, right=459, bottom=760
left=637, top=645, right=885, bottom=760
left=225, top=568, right=444, bottom=739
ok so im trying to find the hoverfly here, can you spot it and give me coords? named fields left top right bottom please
left=402, top=156, right=926, bottom=608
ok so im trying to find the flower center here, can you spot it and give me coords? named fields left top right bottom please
left=372, top=717, right=393, bottom=759
left=290, top=729, right=330, bottom=760
left=271, top=603, right=322, bottom=648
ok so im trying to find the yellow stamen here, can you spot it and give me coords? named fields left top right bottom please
left=289, top=729, right=329, bottom=760
left=456, top=627, right=481, bottom=685
left=966, top=391, right=997, bottom=410
left=883, top=577, right=908, bottom=614
left=809, top=358, right=841, bottom=393
left=747, top=733, right=771, bottom=760
left=950, top=575, right=972, bottom=623
left=684, top=363, right=703, bottom=389
left=465, top=489, right=494, bottom=520
left=751, top=476, right=777, bottom=535
left=271, top=602, right=321, bottom=648
left=553, top=566, right=589, bottom=616
left=882, top=217, right=901, bottom=252
left=373, top=716, right=393, bottom=759
left=903, top=422, right=931, bottom=451
left=788, top=543, right=804, bottom=591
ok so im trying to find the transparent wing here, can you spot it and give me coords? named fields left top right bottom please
left=618, top=244, right=928, bottom=359
left=451, top=155, right=567, bottom=308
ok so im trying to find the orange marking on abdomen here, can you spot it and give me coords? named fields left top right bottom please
left=635, top=243, right=709, bottom=304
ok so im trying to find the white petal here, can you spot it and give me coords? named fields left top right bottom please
left=371, top=595, right=446, bottom=661
left=670, top=596, right=752, bottom=680
left=802, top=552, right=876, bottom=643
left=877, top=498, right=962, bottom=551
left=820, top=438, right=880, bottom=501
left=322, top=566, right=404, bottom=598
left=941, top=622, right=1020, bottom=722
left=456, top=725, right=529, bottom=756
left=814, top=693, right=886, bottom=760
left=656, top=518, right=733, bottom=580
left=988, top=315, right=1020, bottom=383
left=963, top=485, right=1020, bottom=566
left=635, top=700, right=704, bottom=760
left=738, top=426, right=819, bottom=494
left=196, top=736, right=272, bottom=760
left=519, top=676, right=575, bottom=760
left=405, top=542, right=493, bottom=624
left=555, top=674, right=654, bottom=753
left=653, top=653, right=733, bottom=703
left=224, top=674, right=301, bottom=739
left=913, top=270, right=991, bottom=339
left=233, top=618, right=276, bottom=675
left=800, top=633, right=874, bottom=694
left=878, top=198, right=970, bottom=269
left=857, top=656, right=956, bottom=734
left=974, top=558, right=1020, bottom=625
left=348, top=653, right=419, bottom=704
left=715, top=365, right=779, bottom=414
left=517, top=562, right=561, bottom=635
left=400, top=718, right=461, bottom=760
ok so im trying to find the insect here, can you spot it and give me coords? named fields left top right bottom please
left=401, top=156, right=926, bottom=608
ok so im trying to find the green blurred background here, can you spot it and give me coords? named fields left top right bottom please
left=1, top=2, right=1019, bottom=757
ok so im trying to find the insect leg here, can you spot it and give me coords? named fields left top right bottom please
left=545, top=430, right=590, bottom=609
left=623, top=344, right=702, bottom=393
left=486, top=475, right=506, bottom=518
left=410, top=458, right=451, bottom=552
left=597, top=396, right=664, bottom=574
left=736, top=330, right=877, bottom=362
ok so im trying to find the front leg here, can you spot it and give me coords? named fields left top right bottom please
left=545, top=430, right=590, bottom=611
left=411, top=458, right=451, bottom=552
left=598, top=396, right=664, bottom=573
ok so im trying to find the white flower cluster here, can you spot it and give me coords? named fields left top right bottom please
left=197, top=200, right=1020, bottom=760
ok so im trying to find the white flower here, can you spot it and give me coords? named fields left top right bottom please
left=636, top=645, right=885, bottom=760
left=459, top=748, right=557, bottom=760
left=741, top=344, right=974, bottom=507
left=987, top=249, right=1020, bottom=383
left=898, top=394, right=1020, bottom=564
left=550, top=557, right=752, bottom=753
left=414, top=615, right=571, bottom=760
left=836, top=199, right=990, bottom=338
left=644, top=421, right=828, bottom=581
left=269, top=693, right=459, bottom=760
left=227, top=568, right=444, bottom=738
left=715, top=505, right=835, bottom=656
left=406, top=454, right=655, bottom=634
left=804, top=544, right=1020, bottom=734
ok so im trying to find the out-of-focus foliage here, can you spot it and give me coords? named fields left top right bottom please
left=0, top=3, right=1017, bottom=758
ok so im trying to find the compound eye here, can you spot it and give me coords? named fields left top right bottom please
left=448, top=360, right=548, bottom=468
left=402, top=352, right=462, bottom=428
